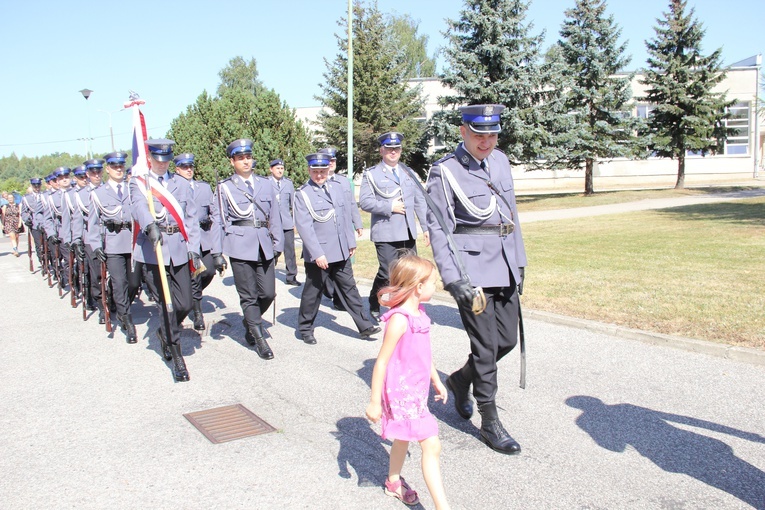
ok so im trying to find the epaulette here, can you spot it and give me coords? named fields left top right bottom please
left=282, top=175, right=293, bottom=182
left=432, top=153, right=456, bottom=166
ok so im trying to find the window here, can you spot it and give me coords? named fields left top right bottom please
left=724, top=102, right=750, bottom=155
left=636, top=104, right=655, bottom=119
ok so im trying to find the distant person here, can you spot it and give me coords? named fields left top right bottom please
left=359, top=132, right=428, bottom=320
left=268, top=158, right=300, bottom=286
left=365, top=254, right=450, bottom=510
left=1, top=191, right=22, bottom=256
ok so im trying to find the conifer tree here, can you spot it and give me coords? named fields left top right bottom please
left=640, top=0, right=733, bottom=189
left=434, top=0, right=569, bottom=167
left=557, top=0, right=639, bottom=195
left=316, top=1, right=427, bottom=175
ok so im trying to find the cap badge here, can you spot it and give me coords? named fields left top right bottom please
left=483, top=105, right=494, bottom=116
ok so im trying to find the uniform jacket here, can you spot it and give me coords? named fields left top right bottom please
left=21, top=191, right=46, bottom=230
left=359, top=161, right=427, bottom=243
left=130, top=172, right=201, bottom=266
left=425, top=143, right=527, bottom=289
left=65, top=187, right=85, bottom=244
left=294, top=179, right=355, bottom=264
left=72, top=184, right=95, bottom=242
left=188, top=179, right=222, bottom=254
left=87, top=181, right=134, bottom=255
left=43, top=189, right=72, bottom=243
left=270, top=175, right=295, bottom=230
left=330, top=173, right=362, bottom=230
left=218, top=173, right=283, bottom=262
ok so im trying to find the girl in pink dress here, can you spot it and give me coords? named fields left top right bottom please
left=366, top=254, right=451, bottom=509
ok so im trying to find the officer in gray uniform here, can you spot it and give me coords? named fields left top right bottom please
left=219, top=139, right=283, bottom=360
left=426, top=104, right=527, bottom=455
left=359, top=132, right=428, bottom=320
left=66, top=166, right=89, bottom=294
left=130, top=139, right=201, bottom=382
left=80, top=159, right=106, bottom=317
left=44, top=167, right=74, bottom=289
left=21, top=177, right=46, bottom=270
left=173, top=152, right=226, bottom=330
left=268, top=158, right=300, bottom=286
left=87, top=152, right=139, bottom=343
left=294, top=152, right=380, bottom=345
left=41, top=174, right=58, bottom=280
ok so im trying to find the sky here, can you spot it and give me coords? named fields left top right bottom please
left=0, top=0, right=762, bottom=161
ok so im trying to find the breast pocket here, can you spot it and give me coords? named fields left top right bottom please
left=466, top=187, right=492, bottom=209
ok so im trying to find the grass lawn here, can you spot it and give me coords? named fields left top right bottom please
left=351, top=194, right=765, bottom=349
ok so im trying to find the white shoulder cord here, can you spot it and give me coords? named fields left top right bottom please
left=91, top=190, right=123, bottom=219
left=439, top=163, right=496, bottom=221
left=364, top=170, right=401, bottom=199
left=299, top=189, right=335, bottom=223
left=65, top=192, right=76, bottom=214
left=48, top=194, right=62, bottom=216
left=220, top=182, right=254, bottom=218
left=76, top=192, right=89, bottom=215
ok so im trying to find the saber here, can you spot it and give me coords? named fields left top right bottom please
left=27, top=228, right=34, bottom=272
left=101, top=260, right=112, bottom=333
left=518, top=300, right=526, bottom=389
left=43, top=233, right=52, bottom=287
left=80, top=253, right=87, bottom=320
left=69, top=249, right=76, bottom=308
left=397, top=165, right=485, bottom=313
left=55, top=242, right=63, bottom=297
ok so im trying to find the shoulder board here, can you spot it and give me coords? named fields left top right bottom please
left=433, top=153, right=456, bottom=166
left=494, top=148, right=506, bottom=155
left=283, top=176, right=293, bottom=183
left=255, top=174, right=270, bottom=182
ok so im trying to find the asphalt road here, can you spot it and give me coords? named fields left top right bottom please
left=1, top=193, right=764, bottom=509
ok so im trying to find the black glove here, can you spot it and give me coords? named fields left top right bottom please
left=94, top=247, right=107, bottom=263
left=144, top=222, right=162, bottom=246
left=74, top=240, right=86, bottom=261
left=24, top=219, right=33, bottom=228
left=188, top=251, right=202, bottom=269
left=518, top=267, right=525, bottom=295
left=273, top=251, right=282, bottom=261
left=444, top=278, right=475, bottom=310
left=212, top=253, right=228, bottom=275
left=48, top=235, right=60, bottom=246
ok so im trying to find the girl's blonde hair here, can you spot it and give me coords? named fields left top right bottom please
left=377, top=252, right=436, bottom=309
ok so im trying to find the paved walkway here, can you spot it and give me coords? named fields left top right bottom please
left=1, top=188, right=763, bottom=509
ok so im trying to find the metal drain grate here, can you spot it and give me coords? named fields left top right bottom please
left=183, top=404, right=276, bottom=444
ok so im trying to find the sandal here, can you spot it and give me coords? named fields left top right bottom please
left=384, top=476, right=419, bottom=506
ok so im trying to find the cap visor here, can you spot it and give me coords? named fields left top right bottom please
left=467, top=123, right=501, bottom=134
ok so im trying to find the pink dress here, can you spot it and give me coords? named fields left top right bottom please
left=380, top=305, right=438, bottom=442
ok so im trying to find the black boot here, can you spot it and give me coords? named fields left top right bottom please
left=192, top=299, right=205, bottom=331
left=249, top=323, right=274, bottom=360
left=157, top=329, right=172, bottom=361
left=445, top=364, right=474, bottom=419
left=98, top=306, right=106, bottom=325
left=120, top=314, right=138, bottom=344
left=169, top=344, right=190, bottom=382
left=478, top=402, right=521, bottom=455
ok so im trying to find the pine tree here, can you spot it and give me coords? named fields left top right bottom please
left=168, top=59, right=313, bottom=186
left=557, top=0, right=639, bottom=195
left=316, top=1, right=426, bottom=175
left=434, top=0, right=569, bottom=167
left=640, top=0, right=733, bottom=189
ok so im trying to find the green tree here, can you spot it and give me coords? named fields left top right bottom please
left=316, top=0, right=427, bottom=175
left=640, top=0, right=734, bottom=189
left=216, top=56, right=265, bottom=97
left=386, top=14, right=438, bottom=78
left=169, top=59, right=314, bottom=186
left=434, top=0, right=570, bottom=167
left=557, top=0, right=640, bottom=195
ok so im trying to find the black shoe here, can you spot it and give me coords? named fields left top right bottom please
left=242, top=319, right=256, bottom=346
left=445, top=372, right=474, bottom=419
left=170, top=344, right=190, bottom=382
left=333, top=300, right=345, bottom=311
left=120, top=314, right=138, bottom=344
left=359, top=326, right=381, bottom=339
left=478, top=402, right=521, bottom=455
left=245, top=321, right=273, bottom=360
left=301, top=334, right=317, bottom=345
left=192, top=300, right=205, bottom=331
left=98, top=309, right=105, bottom=325
left=157, top=330, right=172, bottom=361
left=285, top=279, right=302, bottom=287
left=253, top=336, right=274, bottom=360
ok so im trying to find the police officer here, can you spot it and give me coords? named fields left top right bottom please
left=218, top=139, right=283, bottom=360
left=87, top=152, right=140, bottom=343
left=359, top=132, right=428, bottom=320
left=44, top=167, right=74, bottom=290
left=173, top=152, right=226, bottom=330
left=294, top=152, right=380, bottom=345
left=21, top=177, right=46, bottom=270
left=41, top=174, right=58, bottom=282
left=426, top=104, right=527, bottom=455
left=268, top=158, right=300, bottom=286
left=66, top=165, right=88, bottom=300
left=80, top=159, right=106, bottom=317
left=130, top=139, right=201, bottom=382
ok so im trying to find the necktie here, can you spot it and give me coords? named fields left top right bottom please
left=392, top=166, right=400, bottom=184
left=158, top=176, right=164, bottom=187
left=246, top=180, right=254, bottom=195
left=480, top=160, right=488, bottom=172
left=277, top=180, right=281, bottom=191
left=117, top=184, right=123, bottom=200
left=321, top=185, right=331, bottom=200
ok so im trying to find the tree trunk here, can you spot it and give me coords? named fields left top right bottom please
left=584, top=158, right=594, bottom=195
left=675, top=152, right=685, bottom=189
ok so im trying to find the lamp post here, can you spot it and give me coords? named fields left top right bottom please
left=79, top=88, right=93, bottom=158
left=97, top=108, right=125, bottom=152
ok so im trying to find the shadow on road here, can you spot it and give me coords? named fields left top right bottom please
left=567, top=395, right=765, bottom=509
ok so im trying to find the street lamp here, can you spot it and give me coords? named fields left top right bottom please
left=79, top=88, right=93, bottom=158
left=97, top=108, right=125, bottom=152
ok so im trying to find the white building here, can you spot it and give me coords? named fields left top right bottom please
left=296, top=55, right=763, bottom=192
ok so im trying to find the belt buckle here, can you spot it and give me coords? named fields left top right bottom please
left=500, top=223, right=514, bottom=236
